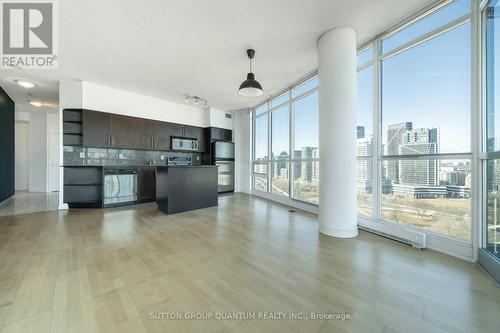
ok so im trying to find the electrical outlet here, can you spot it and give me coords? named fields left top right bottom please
left=196, top=156, right=200, bottom=161
left=160, top=155, right=165, bottom=160
left=79, top=152, right=85, bottom=158
left=119, top=153, right=124, bottom=159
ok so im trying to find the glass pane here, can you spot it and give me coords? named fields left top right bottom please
left=271, top=106, right=289, bottom=160
left=357, top=159, right=373, bottom=218
left=271, top=162, right=289, bottom=196
left=357, top=66, right=373, bottom=156
left=271, top=93, right=289, bottom=108
left=253, top=163, right=268, bottom=175
left=382, top=0, right=471, bottom=54
left=382, top=23, right=471, bottom=156
left=487, top=160, right=500, bottom=259
left=292, top=161, right=319, bottom=204
left=254, top=115, right=268, bottom=160
left=294, top=92, right=319, bottom=159
left=381, top=159, right=471, bottom=240
left=357, top=159, right=372, bottom=217
left=293, top=76, right=318, bottom=97
left=357, top=47, right=373, bottom=66
left=255, top=104, right=268, bottom=116
left=253, top=175, right=268, bottom=192
left=486, top=0, right=500, bottom=151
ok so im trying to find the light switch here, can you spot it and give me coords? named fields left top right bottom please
left=119, top=153, right=124, bottom=159
left=79, top=152, right=85, bottom=158
left=160, top=155, right=165, bottom=160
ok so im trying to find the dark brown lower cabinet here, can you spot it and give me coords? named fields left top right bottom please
left=64, top=166, right=103, bottom=208
left=137, top=167, right=156, bottom=202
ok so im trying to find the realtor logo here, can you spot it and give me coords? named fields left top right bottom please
left=1, top=0, right=57, bottom=68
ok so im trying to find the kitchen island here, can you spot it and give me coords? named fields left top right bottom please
left=156, top=165, right=218, bottom=214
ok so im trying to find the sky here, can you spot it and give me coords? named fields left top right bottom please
left=256, top=0, right=473, bottom=160
left=359, top=0, right=472, bottom=154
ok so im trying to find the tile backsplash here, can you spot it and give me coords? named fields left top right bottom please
left=64, top=146, right=201, bottom=166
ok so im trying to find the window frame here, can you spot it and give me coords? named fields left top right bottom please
left=251, top=73, right=319, bottom=205
left=251, top=0, right=478, bottom=247
left=357, top=0, right=474, bottom=243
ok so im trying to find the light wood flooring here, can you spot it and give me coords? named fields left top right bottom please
left=0, top=193, right=498, bottom=333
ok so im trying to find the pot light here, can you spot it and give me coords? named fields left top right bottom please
left=29, top=100, right=43, bottom=107
left=239, top=49, right=263, bottom=97
left=15, top=79, right=36, bottom=89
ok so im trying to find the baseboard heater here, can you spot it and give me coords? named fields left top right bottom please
left=359, top=222, right=426, bottom=249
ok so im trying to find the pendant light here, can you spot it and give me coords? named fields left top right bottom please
left=239, top=49, right=263, bottom=97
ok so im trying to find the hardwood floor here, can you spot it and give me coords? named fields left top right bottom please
left=0, top=193, right=498, bottom=333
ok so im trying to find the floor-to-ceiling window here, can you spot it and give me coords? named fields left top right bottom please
left=481, top=0, right=500, bottom=279
left=357, top=47, right=374, bottom=218
left=252, top=75, right=319, bottom=205
left=252, top=0, right=479, bottom=259
left=380, top=0, right=472, bottom=241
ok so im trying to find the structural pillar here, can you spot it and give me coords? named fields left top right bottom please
left=318, top=28, right=358, bottom=238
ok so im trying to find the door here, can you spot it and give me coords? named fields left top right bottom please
left=214, top=141, right=235, bottom=160
left=14, top=122, right=29, bottom=191
left=154, top=121, right=177, bottom=151
left=216, top=161, right=234, bottom=193
left=137, top=167, right=156, bottom=202
left=110, top=115, right=150, bottom=149
left=82, top=110, right=111, bottom=148
left=49, top=131, right=60, bottom=192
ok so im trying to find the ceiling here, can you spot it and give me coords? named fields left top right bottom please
left=0, top=0, right=432, bottom=112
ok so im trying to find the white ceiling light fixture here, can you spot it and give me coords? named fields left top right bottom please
left=15, top=79, right=36, bottom=89
left=28, top=100, right=44, bottom=107
left=239, top=49, right=263, bottom=97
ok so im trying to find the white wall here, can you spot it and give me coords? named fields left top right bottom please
left=47, top=113, right=60, bottom=192
left=28, top=112, right=48, bottom=192
left=81, top=81, right=206, bottom=127
left=233, top=110, right=251, bottom=194
left=206, top=107, right=233, bottom=129
left=15, top=122, right=29, bottom=191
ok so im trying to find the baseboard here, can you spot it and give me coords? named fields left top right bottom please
left=58, top=203, right=69, bottom=210
left=0, top=196, right=13, bottom=208
left=478, top=248, right=500, bottom=285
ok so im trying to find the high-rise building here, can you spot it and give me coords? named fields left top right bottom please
left=274, top=151, right=289, bottom=178
left=398, top=127, right=438, bottom=186
left=386, top=122, right=413, bottom=183
left=357, top=137, right=372, bottom=193
left=357, top=126, right=365, bottom=139
left=301, top=147, right=318, bottom=182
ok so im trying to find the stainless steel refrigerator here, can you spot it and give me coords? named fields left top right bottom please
left=213, top=141, right=234, bottom=193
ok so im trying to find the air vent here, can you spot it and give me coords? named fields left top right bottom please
left=225, top=113, right=232, bottom=119
left=359, top=225, right=426, bottom=249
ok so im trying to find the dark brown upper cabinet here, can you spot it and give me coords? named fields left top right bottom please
left=77, top=109, right=210, bottom=152
left=82, top=110, right=111, bottom=148
left=110, top=115, right=151, bottom=149
left=153, top=121, right=176, bottom=151
left=210, top=127, right=232, bottom=142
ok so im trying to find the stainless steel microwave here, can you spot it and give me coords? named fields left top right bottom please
left=171, top=137, right=199, bottom=151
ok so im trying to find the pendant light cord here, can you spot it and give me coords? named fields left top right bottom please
left=249, top=58, right=252, bottom=73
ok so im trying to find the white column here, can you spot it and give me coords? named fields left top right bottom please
left=318, top=28, right=358, bottom=238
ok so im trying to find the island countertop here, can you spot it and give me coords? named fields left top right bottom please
left=156, top=165, right=218, bottom=214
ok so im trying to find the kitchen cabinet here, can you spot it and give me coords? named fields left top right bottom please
left=154, top=122, right=177, bottom=151
left=110, top=115, right=150, bottom=149
left=82, top=110, right=111, bottom=148
left=210, top=127, right=232, bottom=142
left=63, top=166, right=103, bottom=208
left=137, top=167, right=156, bottom=202
left=78, top=109, right=209, bottom=152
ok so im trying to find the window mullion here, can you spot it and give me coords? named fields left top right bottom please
left=373, top=38, right=382, bottom=222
